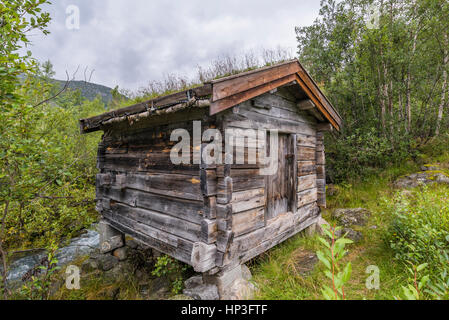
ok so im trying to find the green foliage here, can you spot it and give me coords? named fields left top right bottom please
left=397, top=262, right=429, bottom=300
left=317, top=224, right=353, bottom=300
left=152, top=255, right=189, bottom=294
left=0, top=0, right=51, bottom=109
left=385, top=185, right=449, bottom=271
left=20, top=241, right=60, bottom=300
left=296, top=0, right=449, bottom=182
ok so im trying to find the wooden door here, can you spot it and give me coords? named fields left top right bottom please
left=266, top=133, right=296, bottom=219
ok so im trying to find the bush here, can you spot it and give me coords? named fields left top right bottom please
left=385, top=185, right=449, bottom=273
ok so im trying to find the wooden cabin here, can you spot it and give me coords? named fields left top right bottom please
left=80, top=59, right=342, bottom=276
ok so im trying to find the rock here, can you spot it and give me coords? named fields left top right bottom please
left=169, top=294, right=195, bottom=300
left=183, top=284, right=220, bottom=300
left=125, top=239, right=139, bottom=249
left=100, top=235, right=124, bottom=254
left=332, top=208, right=370, bottom=227
left=434, top=172, right=449, bottom=184
left=227, top=278, right=255, bottom=300
left=203, top=265, right=243, bottom=298
left=394, top=171, right=449, bottom=189
left=104, top=262, right=128, bottom=280
left=81, top=258, right=100, bottom=274
left=113, top=247, right=128, bottom=261
left=335, top=227, right=363, bottom=243
left=148, top=277, right=171, bottom=300
left=291, top=249, right=318, bottom=276
left=139, top=283, right=150, bottom=297
left=316, top=217, right=330, bottom=235
left=99, top=219, right=124, bottom=253
left=97, top=254, right=119, bottom=271
left=184, top=275, right=203, bottom=289
left=241, top=265, right=252, bottom=281
left=420, top=165, right=440, bottom=171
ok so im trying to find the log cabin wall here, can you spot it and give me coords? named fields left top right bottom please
left=216, top=90, right=322, bottom=270
left=95, top=107, right=218, bottom=266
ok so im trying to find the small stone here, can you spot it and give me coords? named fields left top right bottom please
left=98, top=254, right=119, bottom=271
left=184, top=275, right=203, bottom=289
left=332, top=208, right=370, bottom=227
left=113, top=247, right=128, bottom=261
left=126, top=239, right=139, bottom=249
left=81, top=258, right=99, bottom=274
left=420, top=165, right=440, bottom=171
left=335, top=227, right=363, bottom=243
left=183, top=284, right=219, bottom=300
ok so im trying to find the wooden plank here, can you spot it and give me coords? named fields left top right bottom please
left=80, top=85, right=212, bottom=133
left=109, top=202, right=202, bottom=243
left=190, top=242, right=217, bottom=272
left=201, top=219, right=218, bottom=244
left=298, top=146, right=316, bottom=161
left=298, top=161, right=317, bottom=176
left=288, top=134, right=298, bottom=212
left=297, top=188, right=318, bottom=208
left=212, top=62, right=300, bottom=101
left=229, top=169, right=265, bottom=192
left=217, top=176, right=233, bottom=204
left=99, top=186, right=205, bottom=224
left=224, top=104, right=316, bottom=136
left=238, top=98, right=316, bottom=127
left=103, top=216, right=193, bottom=265
left=316, top=165, right=325, bottom=180
left=232, top=207, right=265, bottom=237
left=297, top=99, right=315, bottom=110
left=210, top=74, right=297, bottom=115
left=231, top=189, right=265, bottom=213
left=294, top=74, right=340, bottom=131
left=125, top=173, right=203, bottom=201
left=297, top=174, right=317, bottom=192
left=297, top=133, right=316, bottom=148
left=316, top=150, right=325, bottom=165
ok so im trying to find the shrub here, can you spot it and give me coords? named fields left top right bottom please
left=385, top=185, right=449, bottom=273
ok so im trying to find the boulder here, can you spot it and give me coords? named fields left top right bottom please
left=331, top=208, right=370, bottom=227
left=420, top=164, right=440, bottom=171
left=241, top=265, right=252, bottom=281
left=183, top=284, right=220, bottom=300
left=227, top=278, right=256, bottom=300
left=394, top=170, right=449, bottom=189
left=184, top=275, right=204, bottom=289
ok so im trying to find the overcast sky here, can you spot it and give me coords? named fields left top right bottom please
left=24, top=0, right=321, bottom=91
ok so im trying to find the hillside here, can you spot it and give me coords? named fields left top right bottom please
left=51, top=79, right=115, bottom=105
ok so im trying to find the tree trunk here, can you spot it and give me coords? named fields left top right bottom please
left=436, top=33, right=448, bottom=136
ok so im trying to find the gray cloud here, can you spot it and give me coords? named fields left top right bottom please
left=24, top=0, right=320, bottom=90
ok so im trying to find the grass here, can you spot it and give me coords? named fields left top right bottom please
left=250, top=147, right=449, bottom=300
